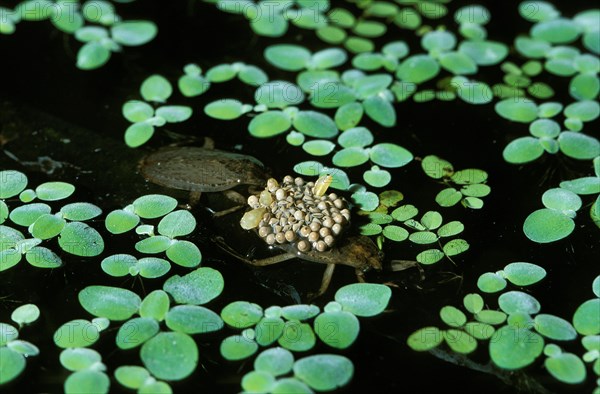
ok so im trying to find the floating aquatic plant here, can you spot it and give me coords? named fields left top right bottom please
left=105, top=194, right=202, bottom=268
left=2, top=1, right=156, bottom=69
left=219, top=283, right=390, bottom=360
left=421, top=155, right=491, bottom=209
left=409, top=266, right=597, bottom=388
left=0, top=304, right=40, bottom=385
left=0, top=170, right=104, bottom=271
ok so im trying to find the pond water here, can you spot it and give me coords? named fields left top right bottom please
left=0, top=0, right=598, bottom=393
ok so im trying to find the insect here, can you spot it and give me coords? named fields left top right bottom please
left=140, top=145, right=384, bottom=297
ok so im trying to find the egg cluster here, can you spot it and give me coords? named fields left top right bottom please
left=242, top=175, right=350, bottom=253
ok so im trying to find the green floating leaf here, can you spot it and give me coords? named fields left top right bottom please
left=241, top=371, right=275, bottom=393
left=220, top=335, right=258, bottom=361
left=363, top=95, right=396, bottom=127
left=558, top=131, right=600, bottom=160
left=60, top=348, right=102, bottom=372
left=125, top=122, right=154, bottom=148
left=465, top=322, right=495, bottom=340
left=30, top=214, right=65, bottom=240
left=58, top=222, right=104, bottom=256
left=9, top=203, right=51, bottom=226
left=444, top=329, right=477, bottom=354
left=166, top=305, right=223, bottom=334
left=569, top=73, right=600, bottom=101
left=416, top=249, right=445, bottom=265
left=334, top=102, right=364, bottom=131
left=64, top=370, right=110, bottom=394
left=364, top=166, right=391, bottom=188
left=11, top=304, right=40, bottom=326
left=407, top=326, right=443, bottom=351
left=35, top=182, right=75, bottom=201
left=139, top=290, right=170, bottom=322
left=206, top=64, right=236, bottom=82
left=523, top=208, right=575, bottom=243
left=25, top=246, right=62, bottom=269
left=475, top=310, right=507, bottom=325
left=76, top=42, right=111, bottom=70
left=114, top=366, right=151, bottom=390
left=459, top=40, right=508, bottom=66
left=499, top=291, right=541, bottom=315
left=545, top=352, right=587, bottom=384
left=249, top=111, right=292, bottom=138
left=534, top=314, right=577, bottom=341
left=564, top=100, right=600, bottom=122
left=155, top=106, right=193, bottom=123
left=133, top=195, right=178, bottom=219
left=503, top=137, right=545, bottom=164
left=278, top=321, right=316, bottom=351
left=255, top=81, right=304, bottom=109
left=477, top=272, right=507, bottom=293
left=238, top=64, right=268, bottom=86
left=0, top=170, right=27, bottom=199
left=573, top=299, right=600, bottom=335
left=254, top=317, right=285, bottom=346
left=293, top=354, right=353, bottom=391
left=530, top=119, right=560, bottom=138
left=116, top=317, right=160, bottom=349
left=440, top=306, right=467, bottom=328
left=60, top=203, right=102, bottom=221
left=542, top=188, right=582, bottom=212
left=437, top=221, right=464, bottom=237
left=303, top=140, right=335, bottom=156
left=254, top=347, right=294, bottom=377
left=335, top=283, right=391, bottom=317
left=157, top=210, right=196, bottom=238
left=422, top=155, right=454, bottom=179
left=453, top=77, right=493, bottom=104
left=314, top=311, right=359, bottom=349
left=490, top=326, right=544, bottom=369
left=204, top=99, right=246, bottom=120
left=166, top=240, right=201, bottom=268
left=369, top=143, right=413, bottom=168
left=463, top=294, right=484, bottom=314
left=54, top=319, right=100, bottom=348
left=163, top=268, right=224, bottom=305
left=111, top=21, right=157, bottom=46
left=286, top=131, right=305, bottom=146
left=495, top=99, right=538, bottom=123
left=344, top=36, right=375, bottom=54
left=333, top=147, right=369, bottom=168
left=105, top=209, right=140, bottom=234
left=422, top=30, right=456, bottom=52
left=250, top=3, right=287, bottom=36
left=503, top=262, right=546, bottom=286
left=359, top=223, right=382, bottom=236
left=141, top=332, right=198, bottom=381
left=0, top=248, right=20, bottom=271
left=531, top=18, right=581, bottom=44
left=136, top=257, right=170, bottom=278
left=221, top=301, right=263, bottom=328
left=178, top=72, right=210, bottom=97
left=396, top=54, right=440, bottom=84
left=442, top=239, right=469, bottom=256
left=79, top=286, right=141, bottom=321
left=281, top=305, right=320, bottom=321
left=293, top=110, right=338, bottom=138
left=351, top=191, right=379, bottom=211
left=141, top=75, right=172, bottom=103
left=337, top=127, right=373, bottom=148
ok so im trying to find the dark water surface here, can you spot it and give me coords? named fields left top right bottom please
left=1, top=1, right=598, bottom=393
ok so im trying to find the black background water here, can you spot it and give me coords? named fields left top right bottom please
left=0, top=0, right=598, bottom=393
